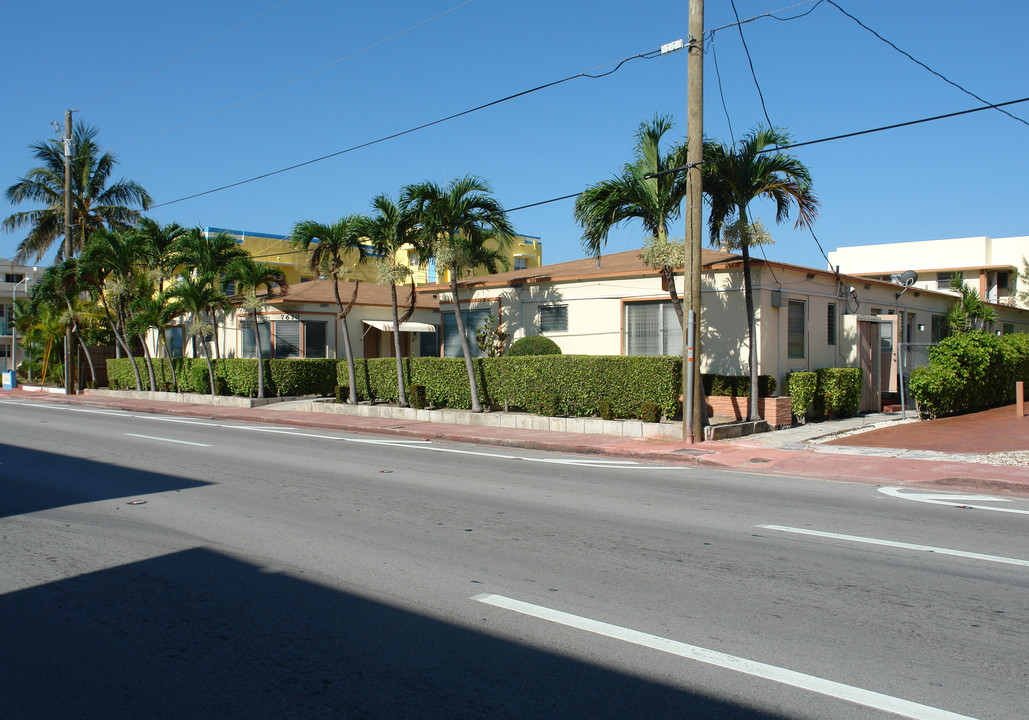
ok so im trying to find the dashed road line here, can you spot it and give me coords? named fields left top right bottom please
left=473, top=593, right=977, bottom=720
left=757, top=524, right=1029, bottom=568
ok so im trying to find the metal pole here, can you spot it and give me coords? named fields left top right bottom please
left=897, top=317, right=907, bottom=420
left=684, top=309, right=696, bottom=442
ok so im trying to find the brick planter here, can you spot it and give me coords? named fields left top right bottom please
left=706, top=395, right=793, bottom=428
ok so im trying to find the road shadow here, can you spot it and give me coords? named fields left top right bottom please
left=0, top=443, right=210, bottom=517
left=1, top=547, right=788, bottom=719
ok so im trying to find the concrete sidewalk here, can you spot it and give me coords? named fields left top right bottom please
left=3, top=387, right=1027, bottom=497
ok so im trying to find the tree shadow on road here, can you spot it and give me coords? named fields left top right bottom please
left=0, top=443, right=210, bottom=518
left=0, top=547, right=789, bottom=719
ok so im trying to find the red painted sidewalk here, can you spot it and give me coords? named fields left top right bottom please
left=3, top=389, right=1027, bottom=497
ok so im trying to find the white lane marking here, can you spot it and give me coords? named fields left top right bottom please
left=125, top=433, right=211, bottom=447
left=473, top=594, right=976, bottom=720
left=878, top=487, right=1029, bottom=515
left=4, top=400, right=668, bottom=469
left=757, top=525, right=1029, bottom=568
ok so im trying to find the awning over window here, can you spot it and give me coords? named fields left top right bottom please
left=362, top=319, right=437, bottom=333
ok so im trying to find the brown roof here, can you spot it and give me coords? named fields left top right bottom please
left=419, top=247, right=741, bottom=292
left=266, top=278, right=439, bottom=310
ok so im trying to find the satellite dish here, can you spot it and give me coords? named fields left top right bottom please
left=900, top=270, right=919, bottom=287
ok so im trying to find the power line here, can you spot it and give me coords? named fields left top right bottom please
left=115, top=0, right=481, bottom=149
left=647, top=95, right=1029, bottom=180
left=151, top=49, right=662, bottom=209
left=824, top=0, right=1029, bottom=128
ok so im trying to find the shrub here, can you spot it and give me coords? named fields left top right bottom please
left=909, top=332, right=1026, bottom=418
left=787, top=371, right=817, bottom=419
left=637, top=401, right=661, bottom=423
left=597, top=399, right=615, bottom=421
left=334, top=385, right=348, bottom=403
left=814, top=368, right=862, bottom=419
left=527, top=391, right=562, bottom=416
left=507, top=335, right=562, bottom=356
left=269, top=359, right=338, bottom=396
left=409, top=384, right=427, bottom=410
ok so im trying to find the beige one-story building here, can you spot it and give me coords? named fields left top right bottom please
left=166, top=279, right=441, bottom=362
left=418, top=248, right=1029, bottom=412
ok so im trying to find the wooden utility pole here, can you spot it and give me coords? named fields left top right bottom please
left=64, top=109, right=75, bottom=395
left=683, top=0, right=704, bottom=441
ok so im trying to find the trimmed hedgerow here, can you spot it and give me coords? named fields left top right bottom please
left=787, top=371, right=817, bottom=419
left=910, top=332, right=1029, bottom=419
left=269, top=359, right=338, bottom=397
left=815, top=367, right=862, bottom=419
left=786, top=368, right=861, bottom=421
left=337, top=354, right=682, bottom=419
left=702, top=373, right=777, bottom=398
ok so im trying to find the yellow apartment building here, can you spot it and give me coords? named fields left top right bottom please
left=203, top=227, right=543, bottom=287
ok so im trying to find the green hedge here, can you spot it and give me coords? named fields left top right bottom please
left=109, top=354, right=685, bottom=420
left=337, top=355, right=682, bottom=419
left=702, top=373, right=777, bottom=398
left=909, top=332, right=1029, bottom=418
left=787, top=368, right=862, bottom=420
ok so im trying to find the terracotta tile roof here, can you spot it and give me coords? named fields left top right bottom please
left=264, top=278, right=439, bottom=309
left=420, top=247, right=741, bottom=292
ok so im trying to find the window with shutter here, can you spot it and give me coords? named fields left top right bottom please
left=788, top=300, right=805, bottom=359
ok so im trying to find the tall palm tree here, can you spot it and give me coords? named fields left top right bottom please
left=403, top=175, right=515, bottom=413
left=30, top=260, right=102, bottom=385
left=225, top=256, right=289, bottom=399
left=80, top=227, right=153, bottom=390
left=172, top=227, right=247, bottom=359
left=166, top=272, right=224, bottom=397
left=704, top=126, right=819, bottom=421
left=136, top=218, right=187, bottom=284
left=4, top=121, right=152, bottom=262
left=129, top=289, right=185, bottom=391
left=290, top=217, right=367, bottom=405
left=574, top=114, right=693, bottom=326
left=359, top=194, right=423, bottom=406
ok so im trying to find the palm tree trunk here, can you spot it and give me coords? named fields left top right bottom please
left=450, top=271, right=482, bottom=412
left=161, top=335, right=179, bottom=392
left=334, top=281, right=358, bottom=405
left=390, top=283, right=408, bottom=406
left=253, top=309, right=265, bottom=400
left=101, top=295, right=142, bottom=390
left=74, top=328, right=97, bottom=384
left=211, top=308, right=221, bottom=359
left=139, top=333, right=157, bottom=391
left=663, top=266, right=685, bottom=328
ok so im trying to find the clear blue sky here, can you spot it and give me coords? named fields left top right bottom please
left=3, top=0, right=1028, bottom=270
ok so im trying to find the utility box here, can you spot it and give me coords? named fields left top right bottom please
left=771, top=290, right=788, bottom=307
left=2, top=370, right=15, bottom=390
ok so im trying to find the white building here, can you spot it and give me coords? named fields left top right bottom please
left=827, top=235, right=1029, bottom=308
left=1, top=259, right=43, bottom=373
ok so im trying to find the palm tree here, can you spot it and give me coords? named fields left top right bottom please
left=225, top=256, right=289, bottom=399
left=4, top=121, right=152, bottom=262
left=80, top=227, right=153, bottom=390
left=166, top=272, right=224, bottom=396
left=403, top=175, right=515, bottom=413
left=574, top=115, right=692, bottom=326
left=172, top=227, right=247, bottom=359
left=359, top=194, right=423, bottom=406
left=947, top=276, right=996, bottom=333
left=704, top=126, right=819, bottom=421
left=136, top=218, right=187, bottom=284
left=290, top=217, right=367, bottom=405
left=129, top=289, right=185, bottom=391
left=30, top=260, right=102, bottom=385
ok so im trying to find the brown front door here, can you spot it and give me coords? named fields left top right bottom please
left=857, top=320, right=880, bottom=413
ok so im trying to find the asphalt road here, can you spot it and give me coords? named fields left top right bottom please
left=2, top=398, right=1027, bottom=719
